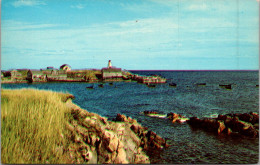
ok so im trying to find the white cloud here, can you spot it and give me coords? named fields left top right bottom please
left=2, top=20, right=58, bottom=30
left=147, top=0, right=176, bottom=8
left=187, top=3, right=208, bottom=11
left=2, top=11, right=258, bottom=70
left=11, top=0, right=46, bottom=7
left=121, top=2, right=154, bottom=13
left=2, top=18, right=180, bottom=61
left=71, top=4, right=85, bottom=9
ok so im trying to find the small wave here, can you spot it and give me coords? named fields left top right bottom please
left=140, top=111, right=167, bottom=118
left=132, top=103, right=150, bottom=107
left=146, top=113, right=167, bottom=118
left=203, top=113, right=219, bottom=118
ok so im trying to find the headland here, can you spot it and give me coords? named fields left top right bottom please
left=1, top=88, right=168, bottom=164
left=1, top=61, right=166, bottom=84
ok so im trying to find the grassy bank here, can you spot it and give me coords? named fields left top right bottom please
left=1, top=88, right=168, bottom=164
left=1, top=88, right=73, bottom=164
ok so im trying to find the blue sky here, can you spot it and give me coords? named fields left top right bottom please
left=1, top=0, right=259, bottom=70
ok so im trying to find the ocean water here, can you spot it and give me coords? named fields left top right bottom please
left=2, top=71, right=259, bottom=164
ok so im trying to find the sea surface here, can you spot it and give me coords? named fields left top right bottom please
left=2, top=71, right=259, bottom=164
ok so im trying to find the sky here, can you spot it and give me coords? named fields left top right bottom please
left=1, top=0, right=259, bottom=70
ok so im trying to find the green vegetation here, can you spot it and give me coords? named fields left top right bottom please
left=66, top=70, right=100, bottom=80
left=17, top=70, right=29, bottom=79
left=1, top=88, right=72, bottom=164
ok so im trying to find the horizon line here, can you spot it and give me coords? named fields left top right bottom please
left=1, top=68, right=259, bottom=72
left=129, top=69, right=259, bottom=72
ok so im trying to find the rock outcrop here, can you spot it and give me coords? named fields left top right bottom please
left=187, top=112, right=259, bottom=138
left=115, top=114, right=169, bottom=151
left=65, top=100, right=168, bottom=164
left=167, top=112, right=189, bottom=123
left=142, top=111, right=189, bottom=123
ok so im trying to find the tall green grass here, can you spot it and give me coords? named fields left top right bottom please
left=1, top=88, right=72, bottom=164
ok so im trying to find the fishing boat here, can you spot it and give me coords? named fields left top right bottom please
left=98, top=84, right=104, bottom=88
left=146, top=83, right=156, bottom=88
left=86, top=85, right=94, bottom=89
left=219, top=84, right=232, bottom=89
left=196, top=83, right=206, bottom=86
left=169, top=82, right=177, bottom=87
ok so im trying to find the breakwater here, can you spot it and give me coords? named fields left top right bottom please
left=1, top=67, right=167, bottom=84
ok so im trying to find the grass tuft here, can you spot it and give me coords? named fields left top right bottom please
left=1, top=88, right=72, bottom=164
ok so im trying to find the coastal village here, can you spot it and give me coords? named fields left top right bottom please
left=1, top=60, right=167, bottom=85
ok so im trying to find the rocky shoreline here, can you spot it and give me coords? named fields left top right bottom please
left=187, top=112, right=259, bottom=138
left=64, top=98, right=168, bottom=164
left=143, top=111, right=259, bottom=138
left=65, top=99, right=258, bottom=164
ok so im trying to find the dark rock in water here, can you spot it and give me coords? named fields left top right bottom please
left=217, top=114, right=233, bottom=125
left=236, top=113, right=256, bottom=124
left=187, top=117, right=202, bottom=126
left=168, top=113, right=182, bottom=123
left=225, top=117, right=259, bottom=137
left=240, top=125, right=258, bottom=138
left=188, top=112, right=259, bottom=138
left=223, top=127, right=233, bottom=135
left=249, top=112, right=259, bottom=124
left=217, top=114, right=227, bottom=121
left=187, top=118, right=225, bottom=134
left=253, top=123, right=259, bottom=130
left=167, top=112, right=179, bottom=119
left=167, top=112, right=189, bottom=123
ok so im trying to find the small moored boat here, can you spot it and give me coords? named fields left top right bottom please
left=86, top=85, right=94, bottom=89
left=169, top=82, right=177, bottom=87
left=196, top=83, right=206, bottom=86
left=219, top=84, right=232, bottom=89
left=146, top=83, right=156, bottom=88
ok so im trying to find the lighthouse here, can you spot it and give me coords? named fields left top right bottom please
left=108, top=60, right=112, bottom=68
left=102, top=60, right=122, bottom=80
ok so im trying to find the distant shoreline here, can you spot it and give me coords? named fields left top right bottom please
left=2, top=69, right=258, bottom=72
left=129, top=69, right=259, bottom=72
